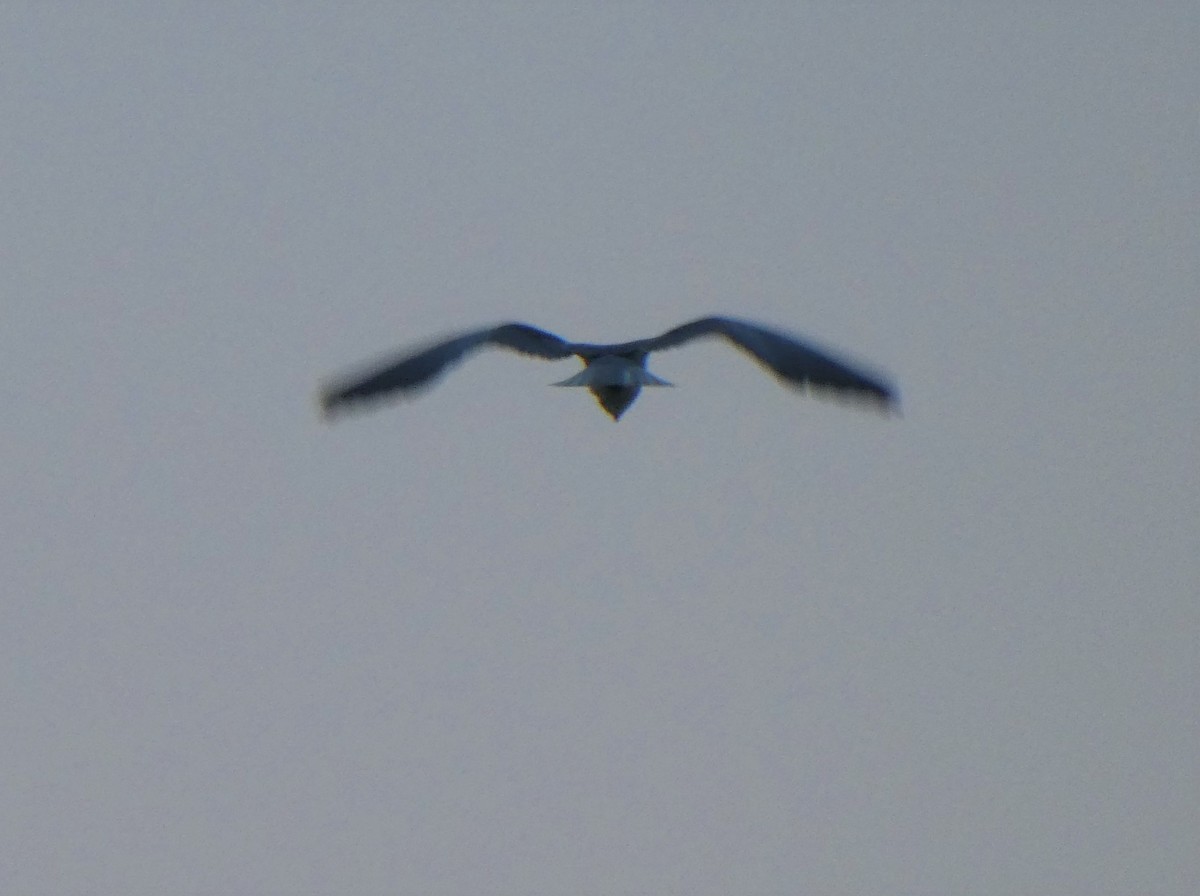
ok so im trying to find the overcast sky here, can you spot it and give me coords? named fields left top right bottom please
left=3, top=5, right=1197, bottom=894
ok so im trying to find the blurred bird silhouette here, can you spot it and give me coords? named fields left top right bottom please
left=319, top=316, right=896, bottom=421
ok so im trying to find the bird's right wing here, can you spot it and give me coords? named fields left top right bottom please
left=319, top=323, right=572, bottom=417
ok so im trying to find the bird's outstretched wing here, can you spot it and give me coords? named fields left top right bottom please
left=639, top=316, right=896, bottom=407
left=319, top=322, right=572, bottom=417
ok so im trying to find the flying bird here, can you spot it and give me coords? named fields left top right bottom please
left=319, top=316, right=896, bottom=421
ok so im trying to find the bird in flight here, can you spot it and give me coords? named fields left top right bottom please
left=319, top=316, right=896, bottom=421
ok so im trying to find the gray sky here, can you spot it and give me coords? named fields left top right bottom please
left=3, top=5, right=1197, bottom=894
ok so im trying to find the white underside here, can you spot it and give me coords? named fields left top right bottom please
left=552, top=365, right=673, bottom=388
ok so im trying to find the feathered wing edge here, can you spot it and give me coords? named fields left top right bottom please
left=319, top=322, right=573, bottom=418
left=640, top=316, right=897, bottom=408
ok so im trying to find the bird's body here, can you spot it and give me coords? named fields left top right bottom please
left=549, top=352, right=673, bottom=420
left=319, top=316, right=895, bottom=421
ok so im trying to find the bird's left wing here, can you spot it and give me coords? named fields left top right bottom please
left=640, top=316, right=896, bottom=408
left=320, top=323, right=572, bottom=417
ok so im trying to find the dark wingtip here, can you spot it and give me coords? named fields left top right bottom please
left=317, top=387, right=346, bottom=422
left=871, top=382, right=900, bottom=414
left=858, top=383, right=899, bottom=416
left=801, top=377, right=899, bottom=415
